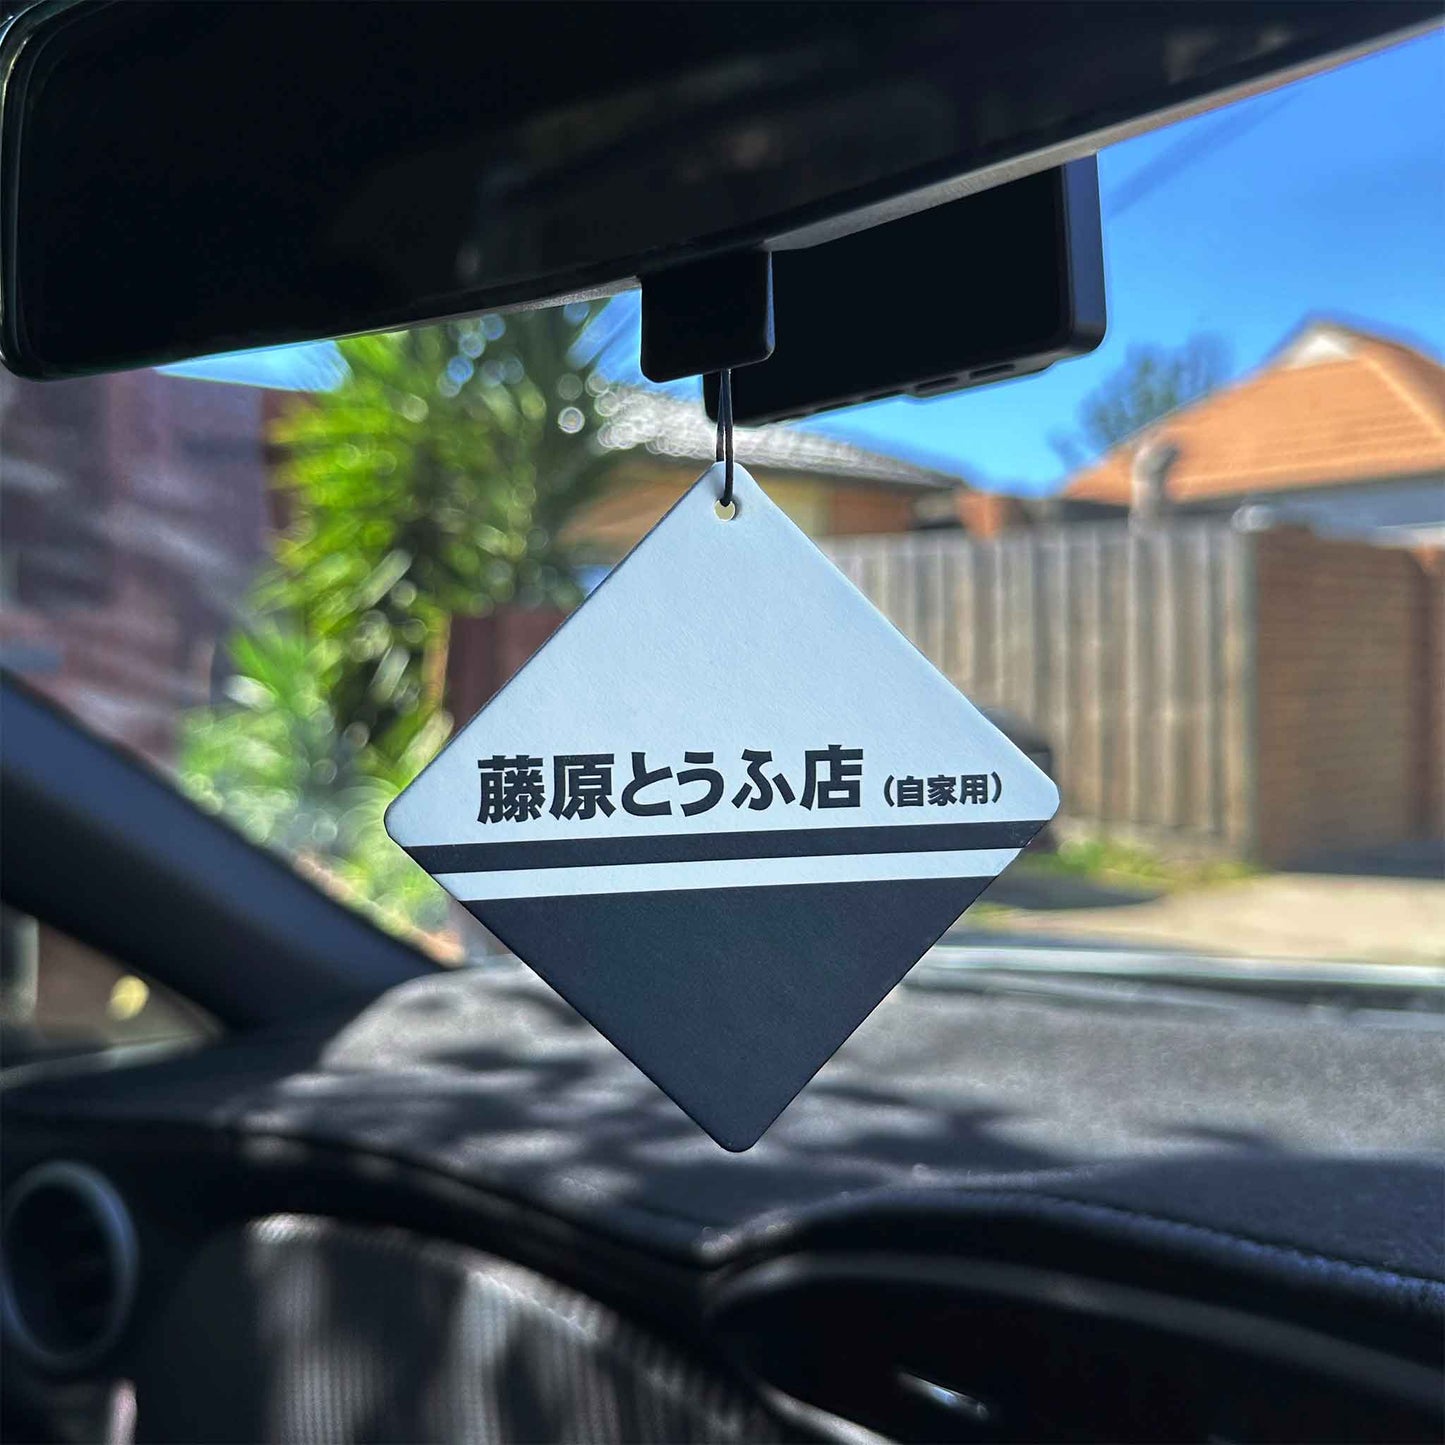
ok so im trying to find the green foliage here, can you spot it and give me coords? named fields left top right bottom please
left=182, top=305, right=619, bottom=938
left=178, top=624, right=452, bottom=934
left=1022, top=834, right=1258, bottom=891
left=1050, top=334, right=1230, bottom=469
left=266, top=305, right=614, bottom=751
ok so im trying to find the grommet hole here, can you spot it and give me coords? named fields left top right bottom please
left=714, top=500, right=738, bottom=521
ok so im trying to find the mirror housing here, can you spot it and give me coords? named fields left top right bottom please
left=0, top=0, right=1434, bottom=379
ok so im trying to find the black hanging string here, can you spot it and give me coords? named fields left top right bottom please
left=714, top=368, right=735, bottom=508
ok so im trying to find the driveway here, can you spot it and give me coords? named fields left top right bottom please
left=965, top=870, right=1445, bottom=967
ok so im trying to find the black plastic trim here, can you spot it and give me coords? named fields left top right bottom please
left=709, top=1252, right=1445, bottom=1441
left=0, top=675, right=432, bottom=1029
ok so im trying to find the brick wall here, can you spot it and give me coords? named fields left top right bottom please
left=0, top=369, right=270, bottom=765
left=1412, top=545, right=1444, bottom=842
left=1254, top=529, right=1443, bottom=865
left=825, top=486, right=918, bottom=537
left=953, top=491, right=1031, bottom=538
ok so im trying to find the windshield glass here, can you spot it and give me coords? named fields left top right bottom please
left=2, top=37, right=1441, bottom=1010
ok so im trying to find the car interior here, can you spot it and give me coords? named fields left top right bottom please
left=1, top=4, right=1441, bottom=1443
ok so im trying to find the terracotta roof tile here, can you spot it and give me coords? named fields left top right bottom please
left=1062, top=322, right=1445, bottom=506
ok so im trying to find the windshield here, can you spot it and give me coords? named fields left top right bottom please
left=2, top=37, right=1441, bottom=1019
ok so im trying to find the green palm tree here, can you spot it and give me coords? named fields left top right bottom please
left=182, top=304, right=625, bottom=935
left=267, top=304, right=616, bottom=756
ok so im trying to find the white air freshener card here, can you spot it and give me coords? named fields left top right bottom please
left=386, top=463, right=1058, bottom=1149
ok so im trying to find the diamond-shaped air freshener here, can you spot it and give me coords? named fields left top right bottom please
left=386, top=464, right=1058, bottom=1149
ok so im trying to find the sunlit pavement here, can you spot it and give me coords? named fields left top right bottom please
left=956, top=870, right=1445, bottom=967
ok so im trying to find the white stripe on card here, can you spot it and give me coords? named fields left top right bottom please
left=435, top=846, right=1021, bottom=901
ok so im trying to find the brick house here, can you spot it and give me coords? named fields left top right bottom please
left=1059, top=319, right=1445, bottom=540
left=447, top=388, right=970, bottom=714
left=568, top=387, right=964, bottom=560
left=1051, top=317, right=1444, bottom=864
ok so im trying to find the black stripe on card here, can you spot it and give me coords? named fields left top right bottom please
left=407, top=818, right=1047, bottom=874
left=470, top=873, right=998, bottom=1150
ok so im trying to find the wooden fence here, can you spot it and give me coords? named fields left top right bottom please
left=825, top=520, right=1258, bottom=854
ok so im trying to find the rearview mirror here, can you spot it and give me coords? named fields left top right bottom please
left=0, top=0, right=1432, bottom=379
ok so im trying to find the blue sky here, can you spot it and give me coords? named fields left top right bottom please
left=168, top=31, right=1444, bottom=498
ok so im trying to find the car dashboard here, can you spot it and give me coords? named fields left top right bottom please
left=2, top=968, right=1442, bottom=1444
